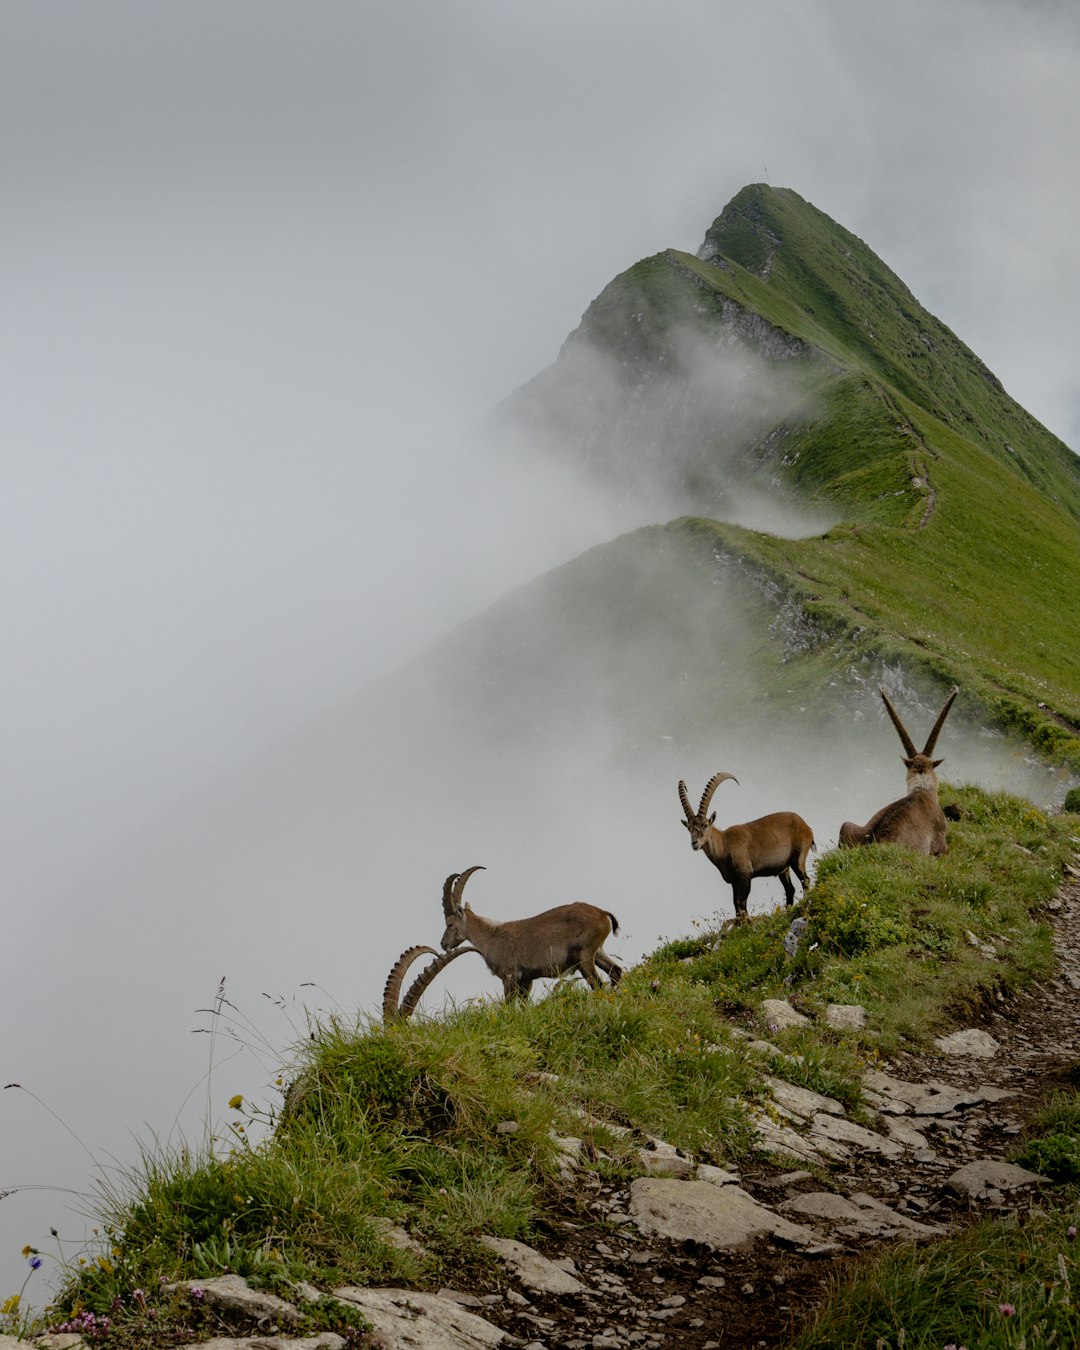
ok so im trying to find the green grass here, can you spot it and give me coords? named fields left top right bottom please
left=19, top=786, right=1075, bottom=1348
left=536, top=184, right=1080, bottom=766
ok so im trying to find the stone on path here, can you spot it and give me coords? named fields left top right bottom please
left=862, top=1070, right=983, bottom=1116
left=629, top=1177, right=817, bottom=1251
left=335, top=1287, right=511, bottom=1348
left=934, top=1028, right=1001, bottom=1058
left=637, top=1135, right=696, bottom=1177
left=178, top=1339, right=343, bottom=1350
left=175, top=1275, right=302, bottom=1326
left=748, top=1107, right=823, bottom=1164
left=480, top=1236, right=587, bottom=1295
left=764, top=1075, right=845, bottom=1120
left=781, top=1190, right=944, bottom=1241
left=809, top=1112, right=905, bottom=1159
left=944, top=1160, right=1048, bottom=1200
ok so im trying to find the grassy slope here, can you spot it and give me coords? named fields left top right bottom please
left=561, top=186, right=1080, bottom=762
left=28, top=793, right=1079, bottom=1346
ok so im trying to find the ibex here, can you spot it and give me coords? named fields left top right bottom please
left=678, top=774, right=815, bottom=921
left=440, top=866, right=622, bottom=1002
left=839, top=685, right=959, bottom=855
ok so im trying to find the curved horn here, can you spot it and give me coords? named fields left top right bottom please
left=451, top=864, right=486, bottom=910
left=441, top=873, right=460, bottom=920
left=399, top=945, right=482, bottom=1021
left=922, top=686, right=959, bottom=756
left=879, top=687, right=917, bottom=758
left=383, top=945, right=440, bottom=1022
left=678, top=780, right=693, bottom=821
left=698, top=772, right=738, bottom=818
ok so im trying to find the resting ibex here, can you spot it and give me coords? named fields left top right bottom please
left=440, top=866, right=622, bottom=1002
left=678, top=774, right=815, bottom=921
left=839, top=685, right=959, bottom=855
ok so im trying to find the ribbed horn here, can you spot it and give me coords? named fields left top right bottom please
left=678, top=780, right=694, bottom=820
left=699, top=772, right=738, bottom=817
left=399, top=945, right=481, bottom=1021
left=922, top=686, right=959, bottom=756
left=383, top=945, right=440, bottom=1022
left=879, top=687, right=917, bottom=758
left=441, top=873, right=460, bottom=920
left=451, top=864, right=486, bottom=910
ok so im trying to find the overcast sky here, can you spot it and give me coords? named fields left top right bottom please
left=1, top=0, right=1078, bottom=1301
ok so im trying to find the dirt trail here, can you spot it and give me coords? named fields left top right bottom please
left=468, top=862, right=1080, bottom=1350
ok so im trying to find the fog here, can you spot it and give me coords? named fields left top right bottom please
left=2, top=0, right=1079, bottom=1308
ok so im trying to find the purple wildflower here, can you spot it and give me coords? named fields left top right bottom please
left=998, top=1302, right=1016, bottom=1317
left=190, top=1286, right=204, bottom=1301
left=1069, top=1226, right=1077, bottom=1239
left=28, top=1255, right=42, bottom=1270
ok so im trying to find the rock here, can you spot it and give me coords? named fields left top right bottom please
left=764, top=1075, right=844, bottom=1119
left=944, top=1160, right=1049, bottom=1200
left=862, top=1071, right=981, bottom=1116
left=176, top=1274, right=302, bottom=1326
left=480, top=1236, right=587, bottom=1295
left=373, top=1216, right=430, bottom=1258
left=696, top=1163, right=741, bottom=1187
left=179, top=1339, right=343, bottom=1350
left=638, top=1136, right=696, bottom=1177
left=781, top=1191, right=943, bottom=1240
left=760, top=998, right=811, bottom=1031
left=882, top=1116, right=931, bottom=1150
left=334, top=1287, right=512, bottom=1348
left=809, top=1112, right=905, bottom=1158
left=783, top=917, right=809, bottom=956
left=629, top=1177, right=817, bottom=1251
left=934, top=1028, right=1001, bottom=1058
left=825, top=1004, right=866, bottom=1031
left=747, top=1107, right=823, bottom=1164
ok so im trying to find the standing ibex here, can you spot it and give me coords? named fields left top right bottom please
left=839, top=685, right=959, bottom=855
left=439, top=866, right=622, bottom=1002
left=678, top=774, right=815, bottom=921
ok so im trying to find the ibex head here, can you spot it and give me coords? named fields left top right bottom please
left=678, top=772, right=739, bottom=850
left=880, top=685, right=959, bottom=786
left=440, top=865, right=486, bottom=951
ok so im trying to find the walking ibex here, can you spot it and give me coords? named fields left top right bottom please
left=678, top=774, right=815, bottom=921
left=439, top=866, right=622, bottom=1002
left=839, top=685, right=959, bottom=855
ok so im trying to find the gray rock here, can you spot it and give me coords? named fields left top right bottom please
left=696, top=1163, right=740, bottom=1187
left=481, top=1236, right=587, bottom=1295
left=760, top=998, right=811, bottom=1030
left=176, top=1274, right=302, bottom=1326
left=862, top=1071, right=981, bottom=1116
left=934, top=1028, right=1001, bottom=1058
left=334, top=1287, right=512, bottom=1348
left=373, top=1216, right=430, bottom=1258
left=764, top=1075, right=844, bottom=1119
left=179, top=1339, right=343, bottom=1350
left=825, top=1004, right=866, bottom=1031
left=638, top=1136, right=696, bottom=1177
left=944, top=1160, right=1048, bottom=1200
left=783, top=917, right=809, bottom=956
left=809, top=1112, right=905, bottom=1158
left=781, top=1191, right=943, bottom=1240
left=629, top=1177, right=816, bottom=1250
left=747, top=1107, right=823, bottom=1164
left=882, top=1116, right=931, bottom=1150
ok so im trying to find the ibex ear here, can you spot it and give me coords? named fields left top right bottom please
left=902, top=756, right=914, bottom=769
left=932, top=758, right=944, bottom=768
left=708, top=811, right=716, bottom=824
left=681, top=818, right=690, bottom=831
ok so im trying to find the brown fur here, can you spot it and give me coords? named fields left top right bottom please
left=840, top=686, right=958, bottom=856
left=679, top=773, right=815, bottom=921
left=440, top=868, right=622, bottom=1002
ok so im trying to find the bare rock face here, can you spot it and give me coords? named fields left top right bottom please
left=825, top=1004, right=867, bottom=1031
left=780, top=1191, right=944, bottom=1241
left=629, top=1177, right=817, bottom=1251
left=334, top=1287, right=512, bottom=1348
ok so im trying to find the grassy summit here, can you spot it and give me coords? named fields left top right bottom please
left=504, top=184, right=1080, bottom=764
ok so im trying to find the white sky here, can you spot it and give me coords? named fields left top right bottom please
left=1, top=0, right=1078, bottom=1304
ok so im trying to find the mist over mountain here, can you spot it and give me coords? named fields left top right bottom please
left=5, top=185, right=1078, bottom=1300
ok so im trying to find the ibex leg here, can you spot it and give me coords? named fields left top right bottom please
left=596, top=952, right=623, bottom=986
left=778, top=868, right=796, bottom=907
left=732, top=879, right=751, bottom=922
